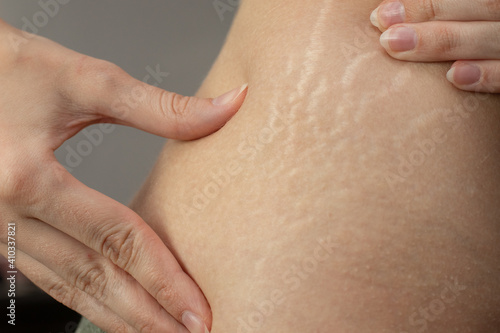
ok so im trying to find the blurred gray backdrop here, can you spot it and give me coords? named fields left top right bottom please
left=0, top=0, right=237, bottom=204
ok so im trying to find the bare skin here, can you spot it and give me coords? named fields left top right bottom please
left=0, top=17, right=247, bottom=333
left=372, top=0, right=500, bottom=93
left=133, top=0, right=500, bottom=332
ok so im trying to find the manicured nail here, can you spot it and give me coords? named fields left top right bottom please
left=212, top=83, right=248, bottom=106
left=182, top=311, right=210, bottom=333
left=447, top=64, right=482, bottom=87
left=380, top=26, right=417, bottom=52
left=370, top=7, right=381, bottom=29
left=370, top=2, right=405, bottom=30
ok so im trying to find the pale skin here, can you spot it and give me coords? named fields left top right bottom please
left=130, top=0, right=499, bottom=332
left=371, top=0, right=500, bottom=93
left=0, top=18, right=248, bottom=333
left=0, top=1, right=499, bottom=333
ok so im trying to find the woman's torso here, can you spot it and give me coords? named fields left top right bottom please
left=132, top=1, right=500, bottom=332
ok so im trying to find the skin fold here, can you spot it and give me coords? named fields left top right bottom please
left=132, top=0, right=500, bottom=332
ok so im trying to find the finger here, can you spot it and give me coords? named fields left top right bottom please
left=447, top=60, right=500, bottom=93
left=12, top=217, right=188, bottom=333
left=370, top=0, right=500, bottom=31
left=0, top=244, right=135, bottom=333
left=32, top=166, right=212, bottom=333
left=378, top=21, right=500, bottom=61
left=62, top=56, right=248, bottom=141
left=106, top=80, right=248, bottom=141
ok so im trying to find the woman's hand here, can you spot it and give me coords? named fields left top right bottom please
left=0, top=19, right=247, bottom=333
left=370, top=0, right=500, bottom=93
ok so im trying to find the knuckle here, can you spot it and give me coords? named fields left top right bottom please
left=61, top=55, right=126, bottom=106
left=419, top=0, right=439, bottom=20
left=137, top=321, right=155, bottom=333
left=0, top=160, right=70, bottom=214
left=91, top=59, right=127, bottom=91
left=420, top=0, right=438, bottom=21
left=434, top=27, right=461, bottom=55
left=109, top=323, right=129, bottom=333
left=74, top=264, right=108, bottom=301
left=82, top=57, right=124, bottom=86
left=47, top=281, right=78, bottom=310
left=154, top=282, right=181, bottom=312
left=100, top=225, right=138, bottom=271
left=0, top=165, right=39, bottom=205
left=157, top=90, right=195, bottom=138
left=159, top=90, right=191, bottom=119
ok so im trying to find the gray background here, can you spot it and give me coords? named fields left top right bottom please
left=0, top=0, right=237, bottom=204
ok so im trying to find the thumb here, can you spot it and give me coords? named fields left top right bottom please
left=103, top=76, right=248, bottom=140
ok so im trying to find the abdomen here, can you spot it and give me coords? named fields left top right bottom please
left=132, top=1, right=500, bottom=331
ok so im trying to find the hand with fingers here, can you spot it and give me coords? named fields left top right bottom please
left=0, top=19, right=247, bottom=333
left=370, top=0, right=500, bottom=93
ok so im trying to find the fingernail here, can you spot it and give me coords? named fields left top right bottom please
left=447, top=64, right=482, bottom=86
left=370, top=7, right=381, bottom=29
left=212, top=83, right=248, bottom=106
left=371, top=2, right=405, bottom=30
left=380, top=26, right=417, bottom=52
left=182, top=311, right=210, bottom=333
